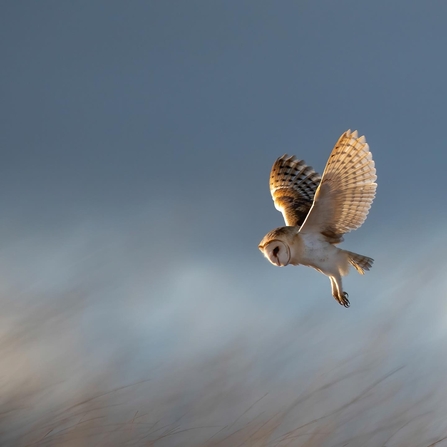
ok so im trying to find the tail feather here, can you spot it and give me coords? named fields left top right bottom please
left=345, top=251, right=373, bottom=275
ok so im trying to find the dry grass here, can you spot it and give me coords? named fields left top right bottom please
left=1, top=312, right=447, bottom=447
left=4, top=364, right=446, bottom=447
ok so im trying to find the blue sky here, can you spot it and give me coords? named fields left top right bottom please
left=1, top=2, right=447, bottom=445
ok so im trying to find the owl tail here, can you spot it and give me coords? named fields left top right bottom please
left=345, top=251, right=374, bottom=275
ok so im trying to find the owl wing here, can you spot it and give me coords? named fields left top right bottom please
left=269, top=155, right=321, bottom=227
left=299, top=130, right=377, bottom=242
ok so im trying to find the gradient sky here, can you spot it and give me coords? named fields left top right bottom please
left=1, top=2, right=447, bottom=445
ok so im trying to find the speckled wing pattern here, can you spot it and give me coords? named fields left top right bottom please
left=299, top=130, right=377, bottom=239
left=269, top=155, right=321, bottom=227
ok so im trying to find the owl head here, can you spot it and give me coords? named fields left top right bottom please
left=258, top=227, right=297, bottom=267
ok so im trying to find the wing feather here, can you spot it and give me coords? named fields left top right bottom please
left=269, top=155, right=321, bottom=226
left=299, top=130, right=377, bottom=240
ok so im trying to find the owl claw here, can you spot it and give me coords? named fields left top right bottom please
left=337, top=292, right=350, bottom=308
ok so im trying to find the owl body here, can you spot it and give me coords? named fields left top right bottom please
left=260, top=228, right=349, bottom=276
left=258, top=130, right=377, bottom=308
left=292, top=233, right=346, bottom=274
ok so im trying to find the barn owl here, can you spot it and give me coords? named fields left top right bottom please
left=258, top=130, right=377, bottom=307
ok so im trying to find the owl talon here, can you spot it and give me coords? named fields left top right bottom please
left=338, top=292, right=350, bottom=308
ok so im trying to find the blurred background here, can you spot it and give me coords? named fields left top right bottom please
left=1, top=2, right=447, bottom=446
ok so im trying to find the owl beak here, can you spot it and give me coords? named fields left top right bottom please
left=273, top=257, right=281, bottom=267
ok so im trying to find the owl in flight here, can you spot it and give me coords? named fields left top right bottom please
left=258, top=130, right=377, bottom=308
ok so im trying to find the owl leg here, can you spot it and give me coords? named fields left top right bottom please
left=330, top=274, right=350, bottom=308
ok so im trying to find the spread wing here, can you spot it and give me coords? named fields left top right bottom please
left=269, top=155, right=321, bottom=227
left=299, top=130, right=377, bottom=242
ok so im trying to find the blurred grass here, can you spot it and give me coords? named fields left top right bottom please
left=4, top=365, right=446, bottom=447
left=1, top=311, right=447, bottom=447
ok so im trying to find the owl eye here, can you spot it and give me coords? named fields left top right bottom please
left=273, top=246, right=280, bottom=256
